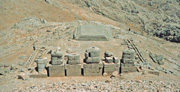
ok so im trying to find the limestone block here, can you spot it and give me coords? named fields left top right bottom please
left=105, top=57, right=113, bottom=63
left=103, top=63, right=120, bottom=75
left=48, top=65, right=65, bottom=77
left=121, top=65, right=137, bottom=73
left=36, top=59, right=47, bottom=73
left=67, top=60, right=81, bottom=65
left=83, top=63, right=103, bottom=76
left=65, top=64, right=81, bottom=76
left=85, top=47, right=100, bottom=57
left=51, top=50, right=63, bottom=65
left=51, top=60, right=63, bottom=65
left=122, top=49, right=135, bottom=59
left=113, top=57, right=119, bottom=64
left=29, top=74, right=47, bottom=78
left=67, top=53, right=80, bottom=60
left=104, top=51, right=113, bottom=57
left=89, top=51, right=100, bottom=57
left=122, top=59, right=135, bottom=64
left=85, top=57, right=100, bottom=64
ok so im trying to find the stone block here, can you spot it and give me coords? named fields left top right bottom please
left=85, top=57, right=100, bottom=64
left=104, top=51, right=113, bottom=57
left=103, top=63, right=120, bottom=75
left=121, top=65, right=137, bottom=73
left=122, top=59, right=135, bottom=64
left=48, top=65, right=65, bottom=77
left=83, top=63, right=103, bottom=76
left=122, top=49, right=135, bottom=59
left=67, top=60, right=81, bottom=65
left=51, top=50, right=63, bottom=65
left=89, top=51, right=100, bottom=57
left=67, top=53, right=80, bottom=60
left=36, top=59, right=47, bottom=73
left=113, top=57, right=119, bottom=64
left=51, top=60, right=63, bottom=65
left=65, top=64, right=81, bottom=76
left=105, top=57, right=114, bottom=63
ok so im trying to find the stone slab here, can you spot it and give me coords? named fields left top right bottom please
left=29, top=74, right=47, bottom=78
left=148, top=70, right=159, bottom=76
left=48, top=65, right=65, bottom=77
left=103, top=63, right=120, bottom=75
left=65, top=64, right=81, bottom=76
left=83, top=63, right=103, bottom=76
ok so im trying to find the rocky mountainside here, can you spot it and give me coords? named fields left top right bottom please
left=67, top=0, right=180, bottom=42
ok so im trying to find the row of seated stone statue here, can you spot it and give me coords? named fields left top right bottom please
left=36, top=47, right=137, bottom=77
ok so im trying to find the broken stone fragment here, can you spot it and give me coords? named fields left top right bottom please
left=36, top=58, right=47, bottom=73
left=110, top=71, right=119, bottom=78
left=104, top=51, right=113, bottom=57
left=105, top=57, right=114, bottom=63
left=17, top=72, right=29, bottom=80
left=113, top=57, right=119, bottom=64
left=149, top=52, right=164, bottom=65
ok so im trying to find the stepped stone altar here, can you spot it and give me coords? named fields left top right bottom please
left=73, top=24, right=112, bottom=41
left=121, top=49, right=137, bottom=73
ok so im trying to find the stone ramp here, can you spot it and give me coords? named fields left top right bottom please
left=25, top=48, right=40, bottom=68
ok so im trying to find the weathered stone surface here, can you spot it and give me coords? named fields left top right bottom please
left=17, top=72, right=29, bottom=80
left=104, top=51, right=113, bottom=57
left=85, top=57, right=101, bottom=64
left=113, top=57, right=119, bottom=64
left=103, top=62, right=120, bottom=75
left=51, top=50, right=63, bottom=65
left=73, top=24, right=112, bottom=41
left=122, top=49, right=135, bottom=61
left=148, top=70, right=160, bottom=76
left=48, top=65, right=65, bottom=77
left=110, top=71, right=119, bottom=78
left=66, top=53, right=80, bottom=65
left=36, top=58, right=47, bottom=74
left=83, top=63, right=103, bottom=76
left=105, top=57, right=114, bottom=63
left=120, top=49, right=136, bottom=73
left=121, top=65, right=137, bottom=73
left=149, top=52, right=164, bottom=65
left=29, top=74, right=47, bottom=78
left=65, top=64, right=81, bottom=76
left=84, top=47, right=101, bottom=64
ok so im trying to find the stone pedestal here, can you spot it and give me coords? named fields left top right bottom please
left=83, top=63, right=103, bottom=76
left=65, top=64, right=81, bottom=76
left=48, top=65, right=65, bottom=77
left=103, top=62, right=120, bottom=75
left=121, top=64, right=137, bottom=73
